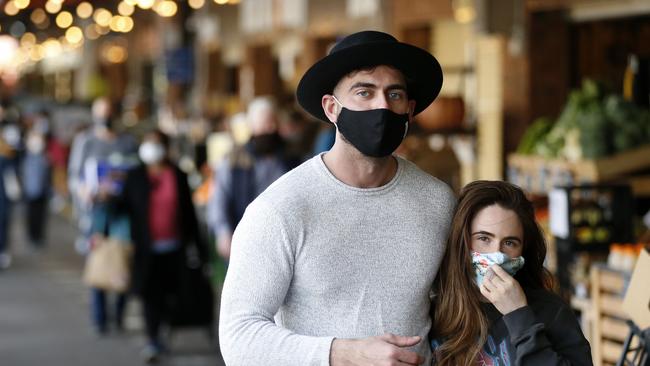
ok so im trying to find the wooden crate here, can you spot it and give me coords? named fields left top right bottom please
left=507, top=144, right=650, bottom=195
left=590, top=265, right=631, bottom=366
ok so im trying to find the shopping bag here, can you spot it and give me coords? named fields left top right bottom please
left=83, top=236, right=133, bottom=293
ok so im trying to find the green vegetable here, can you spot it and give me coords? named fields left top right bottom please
left=521, top=78, right=650, bottom=160
left=517, top=117, right=552, bottom=154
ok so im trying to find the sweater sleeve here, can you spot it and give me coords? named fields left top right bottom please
left=218, top=198, right=334, bottom=366
left=503, top=302, right=593, bottom=366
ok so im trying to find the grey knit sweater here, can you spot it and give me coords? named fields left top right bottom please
left=219, top=153, right=456, bottom=365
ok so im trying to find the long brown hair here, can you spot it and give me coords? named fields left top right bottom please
left=431, top=180, right=554, bottom=365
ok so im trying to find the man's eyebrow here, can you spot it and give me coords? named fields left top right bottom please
left=348, top=82, right=407, bottom=92
left=348, top=82, right=376, bottom=91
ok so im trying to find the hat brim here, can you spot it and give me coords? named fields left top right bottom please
left=297, top=41, right=443, bottom=122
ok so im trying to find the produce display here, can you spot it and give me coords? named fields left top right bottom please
left=517, top=79, right=650, bottom=161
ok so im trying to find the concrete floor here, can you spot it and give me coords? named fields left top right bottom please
left=0, top=205, right=225, bottom=366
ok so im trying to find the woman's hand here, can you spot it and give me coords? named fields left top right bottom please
left=480, top=264, right=528, bottom=315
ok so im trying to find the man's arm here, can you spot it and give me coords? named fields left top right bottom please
left=218, top=198, right=334, bottom=365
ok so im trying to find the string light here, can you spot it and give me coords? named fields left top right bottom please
left=20, top=32, right=36, bottom=47
left=189, top=0, right=205, bottom=9
left=4, top=2, right=20, bottom=16
left=94, top=8, right=113, bottom=27
left=45, top=1, right=63, bottom=14
left=136, top=0, right=155, bottom=10
left=65, top=27, right=84, bottom=44
left=56, top=11, right=74, bottom=29
left=155, top=1, right=177, bottom=17
left=118, top=1, right=135, bottom=16
left=14, top=0, right=30, bottom=10
left=77, top=2, right=94, bottom=19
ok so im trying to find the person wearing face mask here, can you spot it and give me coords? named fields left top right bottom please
left=20, top=130, right=52, bottom=249
left=118, top=130, right=205, bottom=363
left=219, top=31, right=455, bottom=366
left=207, top=96, right=291, bottom=261
left=67, top=97, right=138, bottom=336
left=431, top=180, right=592, bottom=366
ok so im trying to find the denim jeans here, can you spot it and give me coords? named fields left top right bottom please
left=91, top=288, right=127, bottom=333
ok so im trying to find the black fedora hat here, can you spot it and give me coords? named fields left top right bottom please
left=296, top=30, right=443, bottom=122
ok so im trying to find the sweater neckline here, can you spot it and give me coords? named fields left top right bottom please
left=314, top=152, right=404, bottom=194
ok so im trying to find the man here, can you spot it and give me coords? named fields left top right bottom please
left=219, top=30, right=456, bottom=365
left=208, top=96, right=290, bottom=260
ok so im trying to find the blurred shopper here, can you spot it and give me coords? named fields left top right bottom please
left=118, top=130, right=205, bottom=363
left=219, top=31, right=453, bottom=365
left=20, top=129, right=52, bottom=249
left=207, top=97, right=291, bottom=260
left=431, top=181, right=592, bottom=365
left=69, top=97, right=138, bottom=335
left=0, top=105, right=22, bottom=270
left=278, top=109, right=320, bottom=165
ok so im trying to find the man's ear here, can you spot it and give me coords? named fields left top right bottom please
left=322, top=95, right=339, bottom=123
left=407, top=100, right=416, bottom=121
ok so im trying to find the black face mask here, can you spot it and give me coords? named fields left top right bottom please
left=334, top=102, right=409, bottom=158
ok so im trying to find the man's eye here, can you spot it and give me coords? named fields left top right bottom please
left=388, top=92, right=404, bottom=100
left=356, top=90, right=370, bottom=97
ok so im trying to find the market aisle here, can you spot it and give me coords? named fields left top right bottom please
left=0, top=205, right=225, bottom=366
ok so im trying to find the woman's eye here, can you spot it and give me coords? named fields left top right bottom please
left=504, top=240, right=519, bottom=247
left=477, top=236, right=490, bottom=242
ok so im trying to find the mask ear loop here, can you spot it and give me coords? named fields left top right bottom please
left=331, top=95, right=344, bottom=127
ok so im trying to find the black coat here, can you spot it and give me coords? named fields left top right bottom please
left=119, top=163, right=204, bottom=295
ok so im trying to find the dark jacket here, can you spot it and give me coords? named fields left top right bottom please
left=479, top=288, right=592, bottom=366
left=432, top=288, right=592, bottom=366
left=119, top=163, right=204, bottom=295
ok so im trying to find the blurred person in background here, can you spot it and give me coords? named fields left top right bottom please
left=207, top=96, right=291, bottom=260
left=68, top=96, right=138, bottom=335
left=118, top=129, right=205, bottom=363
left=278, top=108, right=320, bottom=166
left=0, top=103, right=22, bottom=270
left=431, top=181, right=592, bottom=365
left=20, top=128, right=51, bottom=249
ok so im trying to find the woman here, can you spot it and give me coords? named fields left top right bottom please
left=119, top=130, right=205, bottom=363
left=431, top=180, right=592, bottom=365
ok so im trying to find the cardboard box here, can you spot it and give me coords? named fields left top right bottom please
left=622, top=249, right=650, bottom=329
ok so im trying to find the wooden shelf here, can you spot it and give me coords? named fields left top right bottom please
left=507, top=144, right=650, bottom=195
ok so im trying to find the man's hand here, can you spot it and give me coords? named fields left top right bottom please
left=480, top=264, right=527, bottom=315
left=330, top=333, right=424, bottom=366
